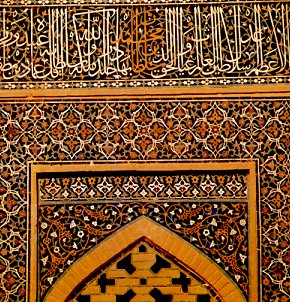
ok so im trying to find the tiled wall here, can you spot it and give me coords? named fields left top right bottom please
left=0, top=99, right=288, bottom=301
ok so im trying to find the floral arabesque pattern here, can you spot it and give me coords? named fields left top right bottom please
left=39, top=201, right=248, bottom=298
left=39, top=172, right=248, bottom=203
left=0, top=99, right=288, bottom=301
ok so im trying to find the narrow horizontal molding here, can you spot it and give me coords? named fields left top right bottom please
left=0, top=84, right=290, bottom=101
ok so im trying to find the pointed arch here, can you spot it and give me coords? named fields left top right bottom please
left=44, top=216, right=246, bottom=302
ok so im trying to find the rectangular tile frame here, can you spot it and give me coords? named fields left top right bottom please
left=29, top=160, right=258, bottom=302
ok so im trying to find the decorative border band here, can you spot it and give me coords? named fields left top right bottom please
left=1, top=3, right=290, bottom=90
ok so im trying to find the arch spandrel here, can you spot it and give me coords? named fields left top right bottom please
left=44, top=217, right=246, bottom=302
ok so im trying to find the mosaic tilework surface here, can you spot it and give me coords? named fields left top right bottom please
left=39, top=199, right=248, bottom=298
left=36, top=166, right=250, bottom=300
left=0, top=99, right=289, bottom=302
left=0, top=2, right=290, bottom=89
left=38, top=171, right=248, bottom=203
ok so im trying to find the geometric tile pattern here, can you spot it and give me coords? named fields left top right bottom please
left=71, top=241, right=220, bottom=302
left=0, top=99, right=288, bottom=301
